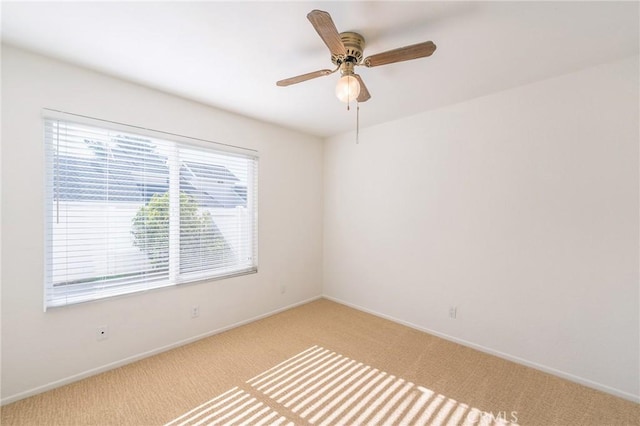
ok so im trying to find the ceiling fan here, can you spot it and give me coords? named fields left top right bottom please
left=277, top=10, right=437, bottom=104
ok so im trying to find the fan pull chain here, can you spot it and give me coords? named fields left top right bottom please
left=356, top=102, right=360, bottom=144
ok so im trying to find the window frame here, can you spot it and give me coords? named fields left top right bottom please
left=43, top=109, right=258, bottom=310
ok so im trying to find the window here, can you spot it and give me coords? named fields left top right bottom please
left=44, top=112, right=258, bottom=309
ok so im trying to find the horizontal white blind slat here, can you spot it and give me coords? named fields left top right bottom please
left=44, top=117, right=258, bottom=309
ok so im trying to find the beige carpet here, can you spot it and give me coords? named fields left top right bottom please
left=1, top=299, right=639, bottom=425
left=167, top=345, right=518, bottom=426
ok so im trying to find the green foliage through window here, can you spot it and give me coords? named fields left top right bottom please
left=131, top=192, right=232, bottom=272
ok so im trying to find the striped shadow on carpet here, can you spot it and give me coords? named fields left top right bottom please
left=165, top=346, right=519, bottom=426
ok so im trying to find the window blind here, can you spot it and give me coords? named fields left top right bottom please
left=44, top=115, right=258, bottom=309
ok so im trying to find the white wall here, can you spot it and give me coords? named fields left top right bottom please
left=324, top=56, right=639, bottom=401
left=0, top=45, right=324, bottom=403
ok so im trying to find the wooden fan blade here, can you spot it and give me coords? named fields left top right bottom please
left=276, top=69, right=334, bottom=87
left=354, top=74, right=371, bottom=102
left=364, top=41, right=436, bottom=68
left=307, top=10, right=347, bottom=58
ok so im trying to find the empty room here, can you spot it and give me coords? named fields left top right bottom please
left=1, top=2, right=638, bottom=425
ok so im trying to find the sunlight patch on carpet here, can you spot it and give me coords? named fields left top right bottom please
left=166, top=346, right=519, bottom=426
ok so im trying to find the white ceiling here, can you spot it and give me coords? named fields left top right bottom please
left=2, top=1, right=638, bottom=138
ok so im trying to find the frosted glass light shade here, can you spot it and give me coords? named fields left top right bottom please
left=335, top=75, right=360, bottom=103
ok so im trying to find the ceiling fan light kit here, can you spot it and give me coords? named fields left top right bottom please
left=336, top=75, right=360, bottom=103
left=276, top=9, right=437, bottom=106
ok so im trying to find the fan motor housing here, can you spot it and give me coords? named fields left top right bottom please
left=331, top=32, right=365, bottom=65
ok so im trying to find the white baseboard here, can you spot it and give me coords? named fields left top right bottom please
left=322, top=295, right=640, bottom=403
left=0, top=295, right=322, bottom=406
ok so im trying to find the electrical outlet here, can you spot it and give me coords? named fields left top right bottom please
left=191, top=305, right=200, bottom=318
left=96, top=325, right=109, bottom=341
left=449, top=306, right=457, bottom=319
left=280, top=285, right=287, bottom=294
